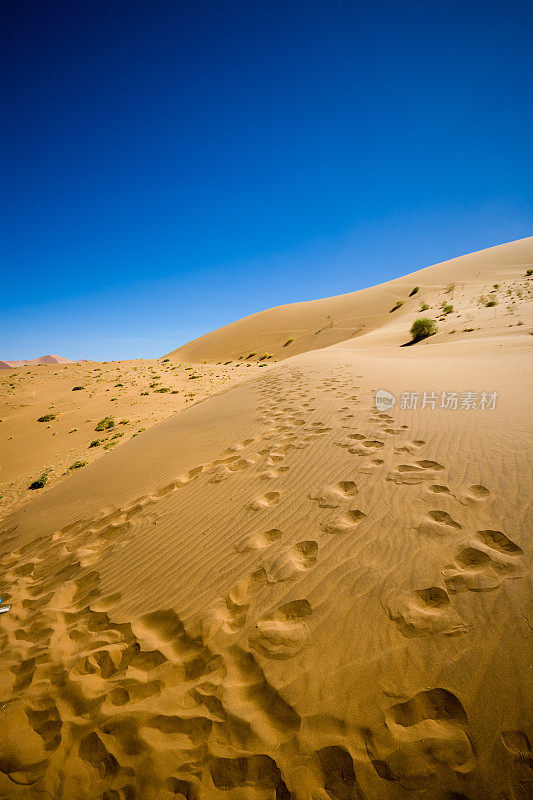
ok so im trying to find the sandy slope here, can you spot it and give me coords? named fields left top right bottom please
left=0, top=359, right=266, bottom=519
left=0, top=239, right=532, bottom=800
left=167, top=237, right=533, bottom=363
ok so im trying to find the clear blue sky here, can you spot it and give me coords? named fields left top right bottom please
left=2, top=1, right=532, bottom=360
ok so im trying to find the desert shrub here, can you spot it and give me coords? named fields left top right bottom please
left=259, top=353, right=272, bottom=360
left=29, top=473, right=48, bottom=490
left=410, top=318, right=437, bottom=341
left=68, top=460, right=87, bottom=471
left=445, top=283, right=455, bottom=293
left=409, top=286, right=419, bottom=296
left=89, top=439, right=101, bottom=447
left=119, top=419, right=129, bottom=424
left=390, top=300, right=403, bottom=312
left=284, top=338, right=294, bottom=346
left=246, top=352, right=257, bottom=358
left=419, top=303, right=429, bottom=311
left=493, top=284, right=499, bottom=289
left=154, top=387, right=170, bottom=392
left=72, top=386, right=85, bottom=391
left=95, top=416, right=114, bottom=431
left=526, top=269, right=532, bottom=276
left=162, top=358, right=170, bottom=362
left=37, top=413, right=56, bottom=422
left=485, top=299, right=497, bottom=307
left=442, top=304, right=454, bottom=314
left=140, top=391, right=149, bottom=395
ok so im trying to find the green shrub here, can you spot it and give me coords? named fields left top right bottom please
left=246, top=352, right=257, bottom=358
left=493, top=284, right=499, bottom=289
left=419, top=303, right=429, bottom=311
left=485, top=299, right=497, bottom=307
left=284, top=338, right=294, bottom=346
left=95, top=416, right=114, bottom=432
left=390, top=300, right=403, bottom=312
left=37, top=413, right=56, bottom=422
left=526, top=269, right=532, bottom=276
left=442, top=304, right=454, bottom=314
left=409, top=286, right=419, bottom=296
left=154, top=387, right=171, bottom=392
left=68, top=460, right=87, bottom=471
left=162, top=358, right=170, bottom=362
left=410, top=317, right=438, bottom=341
left=89, top=439, right=101, bottom=447
left=72, top=386, right=85, bottom=391
left=29, top=473, right=48, bottom=490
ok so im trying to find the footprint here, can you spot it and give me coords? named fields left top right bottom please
left=465, top=484, right=490, bottom=500
left=235, top=529, right=283, bottom=552
left=266, top=541, right=318, bottom=581
left=366, top=689, right=475, bottom=786
left=309, top=481, right=357, bottom=508
left=246, top=492, right=280, bottom=511
left=249, top=599, right=312, bottom=659
left=385, top=586, right=468, bottom=637
left=418, top=510, right=462, bottom=537
left=387, top=458, right=446, bottom=485
left=442, top=530, right=523, bottom=593
left=321, top=510, right=366, bottom=534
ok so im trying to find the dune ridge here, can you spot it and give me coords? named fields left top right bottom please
left=0, top=238, right=532, bottom=799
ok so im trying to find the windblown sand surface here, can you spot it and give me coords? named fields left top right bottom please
left=0, top=239, right=532, bottom=799
left=0, top=359, right=266, bottom=518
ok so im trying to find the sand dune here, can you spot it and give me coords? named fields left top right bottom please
left=167, top=237, right=533, bottom=362
left=0, top=355, right=78, bottom=369
left=0, top=239, right=532, bottom=799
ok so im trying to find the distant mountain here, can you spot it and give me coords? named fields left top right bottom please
left=0, top=354, right=80, bottom=369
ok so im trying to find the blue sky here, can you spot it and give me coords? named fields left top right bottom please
left=2, top=0, right=532, bottom=360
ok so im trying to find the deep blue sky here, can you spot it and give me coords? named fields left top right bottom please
left=2, top=1, right=532, bottom=360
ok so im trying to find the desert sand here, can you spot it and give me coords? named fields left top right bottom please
left=0, top=238, right=532, bottom=800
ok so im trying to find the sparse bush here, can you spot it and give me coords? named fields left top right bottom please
left=162, top=358, right=170, bottom=362
left=89, top=439, right=101, bottom=447
left=119, top=419, right=129, bottom=425
left=72, top=386, right=85, bottom=391
left=246, top=352, right=257, bottom=358
left=409, top=286, right=419, bottom=296
left=284, top=338, right=294, bottom=346
left=68, top=460, right=87, bottom=471
left=493, top=284, right=499, bottom=289
left=259, top=353, right=272, bottom=360
left=419, top=303, right=429, bottom=311
left=442, top=304, right=454, bottom=314
left=29, top=473, right=48, bottom=490
left=485, top=299, right=497, bottom=307
left=390, top=300, right=403, bottom=312
left=154, top=387, right=170, bottom=392
left=37, top=413, right=56, bottom=422
left=95, top=416, right=114, bottom=432
left=445, top=283, right=455, bottom=293
left=526, top=269, right=532, bottom=276
left=410, top=317, right=438, bottom=342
